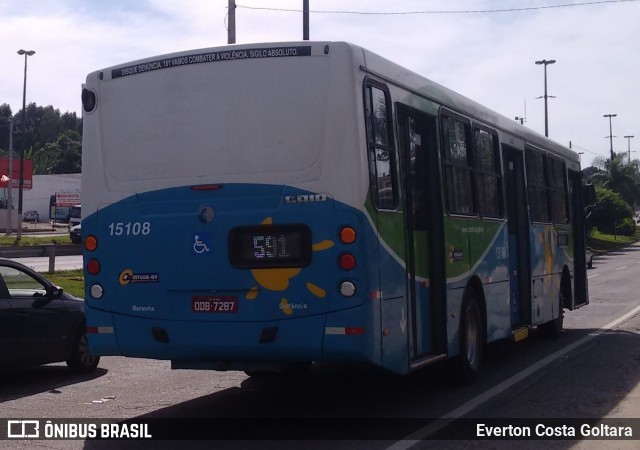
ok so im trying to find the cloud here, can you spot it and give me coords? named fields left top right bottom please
left=1, top=0, right=638, bottom=167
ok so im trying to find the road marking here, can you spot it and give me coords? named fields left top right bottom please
left=616, top=266, right=628, bottom=270
left=385, top=303, right=640, bottom=450
left=588, top=273, right=600, bottom=279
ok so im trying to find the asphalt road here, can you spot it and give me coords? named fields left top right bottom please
left=1, top=244, right=639, bottom=449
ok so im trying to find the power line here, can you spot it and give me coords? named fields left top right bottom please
left=570, top=143, right=604, bottom=157
left=235, top=0, right=638, bottom=15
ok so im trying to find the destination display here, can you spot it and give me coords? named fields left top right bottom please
left=228, top=224, right=311, bottom=268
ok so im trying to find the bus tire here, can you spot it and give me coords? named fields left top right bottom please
left=453, top=290, right=484, bottom=384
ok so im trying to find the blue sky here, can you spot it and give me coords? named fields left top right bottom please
left=1, top=0, right=639, bottom=168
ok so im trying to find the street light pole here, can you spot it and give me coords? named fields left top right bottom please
left=603, top=113, right=617, bottom=161
left=535, top=59, right=556, bottom=137
left=16, top=49, right=35, bottom=242
left=624, top=135, right=635, bottom=164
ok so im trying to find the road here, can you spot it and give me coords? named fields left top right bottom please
left=0, top=245, right=639, bottom=449
left=12, top=255, right=82, bottom=272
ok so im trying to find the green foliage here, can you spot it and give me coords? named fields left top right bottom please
left=0, top=235, right=72, bottom=246
left=587, top=187, right=635, bottom=235
left=587, top=227, right=640, bottom=252
left=0, top=102, right=82, bottom=175
left=589, top=154, right=640, bottom=208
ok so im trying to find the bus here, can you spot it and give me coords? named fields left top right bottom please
left=49, top=192, right=81, bottom=223
left=81, top=41, right=592, bottom=382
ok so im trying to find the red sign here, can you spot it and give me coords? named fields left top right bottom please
left=55, top=192, right=81, bottom=207
left=0, top=158, right=33, bottom=190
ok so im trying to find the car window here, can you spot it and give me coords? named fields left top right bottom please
left=0, top=266, right=47, bottom=298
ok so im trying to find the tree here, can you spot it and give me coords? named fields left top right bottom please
left=32, top=130, right=82, bottom=174
left=588, top=153, right=640, bottom=209
left=588, top=187, right=635, bottom=235
left=0, top=104, right=13, bottom=153
left=3, top=102, right=83, bottom=174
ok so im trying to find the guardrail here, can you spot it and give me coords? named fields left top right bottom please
left=0, top=245, right=82, bottom=273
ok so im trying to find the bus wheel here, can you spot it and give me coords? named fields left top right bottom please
left=453, top=290, right=484, bottom=384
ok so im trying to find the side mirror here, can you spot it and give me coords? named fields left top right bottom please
left=46, top=285, right=64, bottom=299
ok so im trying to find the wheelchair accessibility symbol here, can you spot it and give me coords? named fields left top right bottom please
left=193, top=233, right=212, bottom=254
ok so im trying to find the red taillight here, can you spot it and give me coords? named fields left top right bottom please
left=339, top=253, right=356, bottom=270
left=84, top=235, right=98, bottom=252
left=87, top=259, right=101, bottom=275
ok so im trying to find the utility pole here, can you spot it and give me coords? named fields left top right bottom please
left=604, top=114, right=617, bottom=161
left=303, top=0, right=309, bottom=40
left=6, top=117, right=14, bottom=236
left=228, top=0, right=236, bottom=44
left=624, top=135, right=634, bottom=164
left=535, top=59, right=556, bottom=137
left=16, top=49, right=35, bottom=242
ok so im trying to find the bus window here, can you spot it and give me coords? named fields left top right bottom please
left=364, top=81, right=397, bottom=210
left=547, top=157, right=569, bottom=223
left=474, top=128, right=503, bottom=218
left=442, top=114, right=476, bottom=215
left=525, top=148, right=550, bottom=223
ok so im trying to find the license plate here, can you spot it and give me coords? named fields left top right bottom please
left=192, top=296, right=238, bottom=313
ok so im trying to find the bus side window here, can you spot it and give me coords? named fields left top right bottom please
left=525, top=148, right=551, bottom=223
left=364, top=82, right=397, bottom=210
left=547, top=157, right=569, bottom=223
left=474, top=128, right=504, bottom=218
left=442, top=115, right=476, bottom=215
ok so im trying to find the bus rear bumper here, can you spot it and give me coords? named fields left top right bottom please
left=85, top=307, right=377, bottom=368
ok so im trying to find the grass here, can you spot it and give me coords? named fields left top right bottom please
left=0, top=235, right=72, bottom=246
left=47, top=269, right=85, bottom=298
left=587, top=228, right=640, bottom=253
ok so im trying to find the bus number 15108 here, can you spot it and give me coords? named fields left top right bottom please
left=108, top=222, right=151, bottom=237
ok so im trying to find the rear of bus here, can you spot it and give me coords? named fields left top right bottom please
left=81, top=42, right=380, bottom=372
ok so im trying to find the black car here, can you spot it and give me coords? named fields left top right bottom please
left=70, top=223, right=82, bottom=244
left=0, top=258, right=99, bottom=372
left=23, top=210, right=39, bottom=222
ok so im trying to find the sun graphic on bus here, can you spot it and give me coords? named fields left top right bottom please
left=245, top=217, right=333, bottom=315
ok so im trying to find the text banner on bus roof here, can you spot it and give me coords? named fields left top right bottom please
left=111, top=46, right=313, bottom=79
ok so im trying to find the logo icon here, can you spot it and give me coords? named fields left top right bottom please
left=193, top=234, right=212, bottom=254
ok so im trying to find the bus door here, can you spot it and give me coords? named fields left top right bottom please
left=502, top=146, right=532, bottom=328
left=397, top=107, right=446, bottom=362
left=568, top=170, right=589, bottom=308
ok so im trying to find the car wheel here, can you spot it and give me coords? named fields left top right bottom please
left=66, top=326, right=100, bottom=373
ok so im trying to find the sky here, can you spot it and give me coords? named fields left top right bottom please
left=1, top=0, right=638, bottom=168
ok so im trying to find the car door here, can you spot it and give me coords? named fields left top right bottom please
left=0, top=275, right=22, bottom=367
left=0, top=265, right=71, bottom=366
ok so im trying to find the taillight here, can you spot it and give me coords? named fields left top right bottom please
left=87, top=259, right=101, bottom=275
left=84, top=235, right=98, bottom=251
left=339, top=226, right=357, bottom=244
left=339, top=253, right=356, bottom=270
